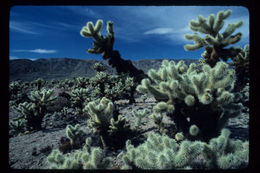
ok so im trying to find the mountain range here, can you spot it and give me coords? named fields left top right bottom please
left=9, top=58, right=198, bottom=81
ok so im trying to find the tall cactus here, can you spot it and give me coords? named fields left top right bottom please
left=80, top=19, right=147, bottom=83
left=184, top=10, right=244, bottom=67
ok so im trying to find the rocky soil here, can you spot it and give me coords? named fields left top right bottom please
left=8, top=94, right=249, bottom=170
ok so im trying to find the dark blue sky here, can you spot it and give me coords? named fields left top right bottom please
left=9, top=6, right=249, bottom=61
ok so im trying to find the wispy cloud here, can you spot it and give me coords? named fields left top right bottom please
left=119, top=6, right=249, bottom=45
left=144, top=28, right=175, bottom=35
left=29, top=22, right=61, bottom=30
left=9, top=56, right=20, bottom=60
left=9, top=56, right=37, bottom=61
left=10, top=19, right=80, bottom=36
left=10, top=21, right=39, bottom=35
left=56, top=22, right=80, bottom=31
left=93, top=6, right=203, bottom=43
left=60, top=6, right=103, bottom=18
left=13, top=49, right=57, bottom=54
left=143, top=25, right=192, bottom=44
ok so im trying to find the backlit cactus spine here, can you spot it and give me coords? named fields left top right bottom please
left=184, top=9, right=244, bottom=67
left=47, top=137, right=111, bottom=169
left=121, top=132, right=203, bottom=169
left=16, top=89, right=56, bottom=131
left=137, top=60, right=242, bottom=141
left=84, top=97, right=131, bottom=149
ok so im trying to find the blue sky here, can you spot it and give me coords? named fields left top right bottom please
left=9, top=6, right=249, bottom=61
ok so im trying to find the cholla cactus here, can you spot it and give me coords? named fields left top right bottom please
left=189, top=125, right=200, bottom=136
left=84, top=97, right=116, bottom=148
left=84, top=97, right=114, bottom=131
left=175, top=132, right=184, bottom=141
left=232, top=44, right=249, bottom=69
left=84, top=97, right=132, bottom=149
left=47, top=137, right=111, bottom=169
left=202, top=129, right=249, bottom=169
left=121, top=132, right=203, bottom=169
left=90, top=71, right=109, bottom=98
left=66, top=124, right=85, bottom=147
left=90, top=71, right=135, bottom=102
left=31, top=78, right=46, bottom=90
left=80, top=19, right=114, bottom=58
left=104, top=74, right=135, bottom=102
left=108, top=115, right=130, bottom=135
left=70, top=88, right=91, bottom=112
left=29, top=89, right=56, bottom=106
left=232, top=82, right=249, bottom=113
left=74, top=77, right=89, bottom=88
left=137, top=60, right=242, bottom=141
left=51, top=79, right=59, bottom=85
left=80, top=19, right=147, bottom=83
left=151, top=102, right=173, bottom=134
left=9, top=81, right=21, bottom=96
left=150, top=113, right=166, bottom=134
left=9, top=119, right=26, bottom=134
left=29, top=88, right=57, bottom=114
left=93, top=62, right=107, bottom=72
left=16, top=102, right=39, bottom=130
left=9, top=80, right=29, bottom=107
left=16, top=89, right=56, bottom=131
left=121, top=129, right=248, bottom=169
left=231, top=44, right=249, bottom=90
left=60, top=79, right=74, bottom=89
left=184, top=9, right=244, bottom=67
left=140, top=94, right=148, bottom=102
left=132, top=109, right=148, bottom=128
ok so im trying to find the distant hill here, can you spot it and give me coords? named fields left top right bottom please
left=9, top=58, right=198, bottom=82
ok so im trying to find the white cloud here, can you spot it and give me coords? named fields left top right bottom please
left=117, top=6, right=249, bottom=45
left=10, top=21, right=38, bottom=35
left=144, top=28, right=175, bottom=35
left=30, top=49, right=57, bottom=53
left=143, top=26, right=192, bottom=44
left=9, top=56, right=37, bottom=61
left=9, top=56, right=20, bottom=60
left=13, top=49, right=57, bottom=54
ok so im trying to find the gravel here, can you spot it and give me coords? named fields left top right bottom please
left=9, top=96, right=249, bottom=169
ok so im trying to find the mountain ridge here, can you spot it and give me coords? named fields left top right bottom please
left=9, top=58, right=198, bottom=81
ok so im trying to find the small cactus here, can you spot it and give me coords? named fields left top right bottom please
left=47, top=137, right=112, bottom=169
left=66, top=124, right=85, bottom=147
left=132, top=109, right=148, bottom=128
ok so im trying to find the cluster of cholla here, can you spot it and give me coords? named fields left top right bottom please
left=9, top=9, right=249, bottom=170
left=183, top=10, right=249, bottom=90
